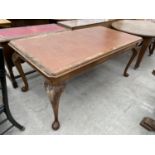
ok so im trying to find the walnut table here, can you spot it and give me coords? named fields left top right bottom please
left=0, top=24, right=65, bottom=90
left=112, top=20, right=155, bottom=69
left=9, top=27, right=142, bottom=130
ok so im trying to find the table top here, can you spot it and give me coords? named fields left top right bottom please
left=112, top=20, right=155, bottom=37
left=0, top=19, right=11, bottom=26
left=58, top=19, right=115, bottom=29
left=0, top=24, right=65, bottom=42
left=9, top=26, right=141, bottom=79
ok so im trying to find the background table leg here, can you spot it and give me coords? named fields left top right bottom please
left=12, top=53, right=29, bottom=92
left=1, top=75, right=25, bottom=132
left=123, top=48, right=138, bottom=77
left=5, top=60, right=18, bottom=88
left=0, top=47, right=25, bottom=134
left=134, top=38, right=152, bottom=69
left=149, top=41, right=155, bottom=56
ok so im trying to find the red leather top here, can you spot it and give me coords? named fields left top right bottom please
left=0, top=24, right=65, bottom=42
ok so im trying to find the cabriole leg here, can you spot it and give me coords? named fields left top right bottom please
left=134, top=38, right=152, bottom=69
left=5, top=62, right=18, bottom=88
left=149, top=41, right=155, bottom=56
left=123, top=48, right=138, bottom=77
left=44, top=80, right=65, bottom=130
left=12, top=53, right=29, bottom=92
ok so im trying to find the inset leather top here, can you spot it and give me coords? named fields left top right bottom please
left=0, top=24, right=65, bottom=42
left=112, top=20, right=155, bottom=37
left=9, top=26, right=142, bottom=78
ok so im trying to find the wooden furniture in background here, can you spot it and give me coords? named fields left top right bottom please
left=9, top=27, right=141, bottom=130
left=9, top=19, right=49, bottom=27
left=149, top=39, right=155, bottom=56
left=0, top=24, right=66, bottom=91
left=9, top=19, right=70, bottom=27
left=49, top=19, right=71, bottom=23
left=112, top=20, right=155, bottom=69
left=147, top=20, right=155, bottom=56
left=58, top=19, right=117, bottom=30
left=0, top=19, right=11, bottom=28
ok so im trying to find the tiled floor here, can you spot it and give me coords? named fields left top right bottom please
left=1, top=49, right=155, bottom=135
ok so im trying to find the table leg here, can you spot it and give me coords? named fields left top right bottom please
left=1, top=76, right=25, bottom=132
left=123, top=48, right=138, bottom=77
left=12, top=53, right=29, bottom=92
left=149, top=41, right=155, bottom=56
left=134, top=38, right=152, bottom=69
left=5, top=59, right=18, bottom=88
left=44, top=80, right=65, bottom=130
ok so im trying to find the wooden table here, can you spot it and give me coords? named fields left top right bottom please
left=9, top=27, right=142, bottom=130
left=0, top=24, right=65, bottom=90
left=0, top=19, right=11, bottom=28
left=112, top=20, right=155, bottom=69
left=58, top=19, right=117, bottom=30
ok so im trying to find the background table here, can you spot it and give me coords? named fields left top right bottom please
left=0, top=24, right=66, bottom=90
left=112, top=20, right=155, bottom=68
left=0, top=19, right=11, bottom=28
left=9, top=19, right=49, bottom=27
left=9, top=26, right=141, bottom=130
left=58, top=19, right=117, bottom=30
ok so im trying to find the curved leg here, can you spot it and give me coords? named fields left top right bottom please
left=123, top=48, right=138, bottom=77
left=5, top=63, right=18, bottom=88
left=44, top=80, right=65, bottom=130
left=0, top=47, right=25, bottom=132
left=1, top=78, right=25, bottom=131
left=149, top=41, right=155, bottom=56
left=12, top=53, right=29, bottom=92
left=1, top=77, right=25, bottom=131
left=134, top=38, right=152, bottom=69
left=4, top=105, right=25, bottom=131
